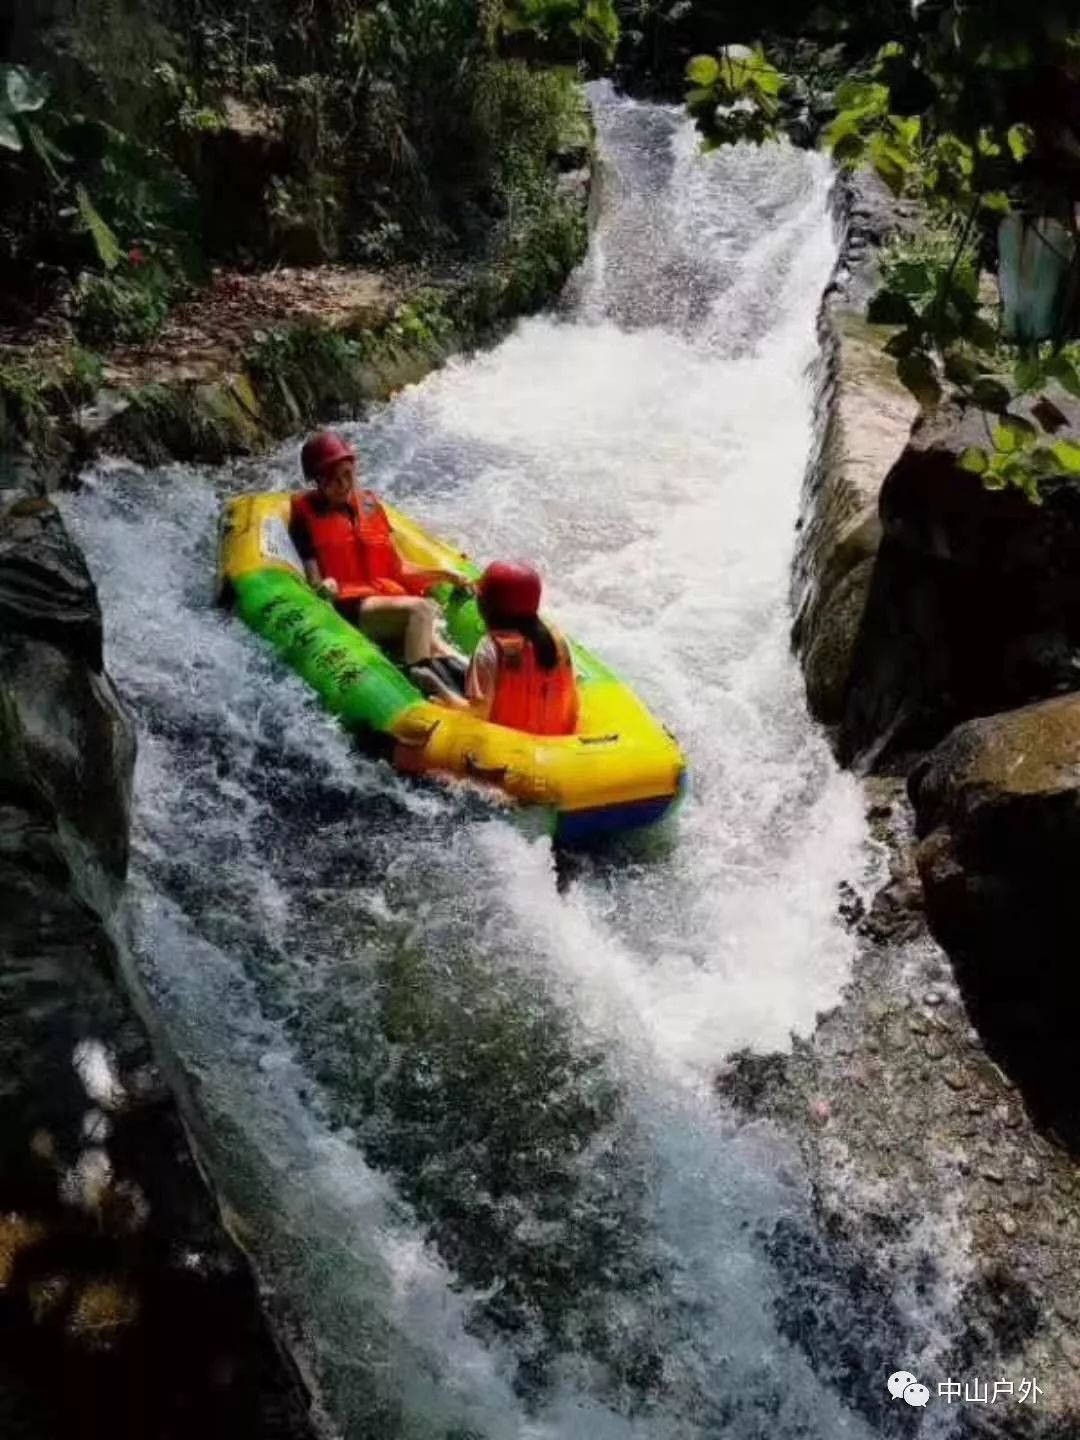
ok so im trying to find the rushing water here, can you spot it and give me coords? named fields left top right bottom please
left=68, top=90, right=886, bottom=1438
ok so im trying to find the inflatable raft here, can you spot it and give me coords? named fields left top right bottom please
left=218, top=493, right=686, bottom=842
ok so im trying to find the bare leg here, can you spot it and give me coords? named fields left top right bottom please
left=354, top=596, right=438, bottom=665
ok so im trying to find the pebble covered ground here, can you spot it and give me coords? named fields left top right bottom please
left=720, top=780, right=1080, bottom=1438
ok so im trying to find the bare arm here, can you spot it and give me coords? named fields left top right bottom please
left=466, top=639, right=497, bottom=719
left=400, top=559, right=469, bottom=589
left=289, top=507, right=330, bottom=590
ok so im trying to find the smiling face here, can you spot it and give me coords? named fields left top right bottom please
left=887, top=1372, right=918, bottom=1399
left=903, top=1383, right=930, bottom=1408
left=318, top=455, right=356, bottom=504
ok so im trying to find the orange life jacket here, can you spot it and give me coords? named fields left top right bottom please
left=486, top=628, right=579, bottom=736
left=292, top=488, right=409, bottom=600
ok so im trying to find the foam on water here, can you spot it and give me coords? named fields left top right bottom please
left=67, top=89, right=892, bottom=1438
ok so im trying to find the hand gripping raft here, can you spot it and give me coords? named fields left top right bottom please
left=218, top=493, right=686, bottom=843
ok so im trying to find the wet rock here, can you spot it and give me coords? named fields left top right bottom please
left=911, top=696, right=1080, bottom=1147
left=792, top=170, right=920, bottom=729
left=997, top=1213, right=1020, bottom=1237
left=0, top=500, right=315, bottom=1437
left=0, top=496, right=104, bottom=667
left=1022, top=1157, right=1044, bottom=1185
left=715, top=1049, right=791, bottom=1116
left=838, top=395, right=1080, bottom=768
left=0, top=500, right=134, bottom=887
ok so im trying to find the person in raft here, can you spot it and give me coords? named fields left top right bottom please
left=290, top=430, right=467, bottom=695
left=444, top=560, right=579, bottom=735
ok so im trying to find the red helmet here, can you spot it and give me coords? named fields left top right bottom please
left=301, top=430, right=355, bottom=480
left=478, top=560, right=542, bottom=621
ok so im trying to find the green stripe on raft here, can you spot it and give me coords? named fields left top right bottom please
left=233, top=568, right=422, bottom=732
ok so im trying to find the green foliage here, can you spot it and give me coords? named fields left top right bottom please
left=502, top=0, right=620, bottom=68
left=680, top=4, right=1080, bottom=505
left=685, top=45, right=786, bottom=147
left=71, top=252, right=181, bottom=346
left=75, top=123, right=203, bottom=275
left=4, top=0, right=591, bottom=340
left=75, top=183, right=121, bottom=270
left=379, top=290, right=456, bottom=351
left=246, top=322, right=371, bottom=428
left=0, top=344, right=105, bottom=452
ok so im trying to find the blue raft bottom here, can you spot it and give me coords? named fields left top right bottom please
left=554, top=793, right=680, bottom=847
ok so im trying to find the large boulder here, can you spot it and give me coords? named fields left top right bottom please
left=910, top=695, right=1080, bottom=1144
left=0, top=496, right=133, bottom=883
left=0, top=494, right=314, bottom=1436
left=838, top=397, right=1080, bottom=768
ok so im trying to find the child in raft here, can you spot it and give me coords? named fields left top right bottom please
left=443, top=561, right=579, bottom=736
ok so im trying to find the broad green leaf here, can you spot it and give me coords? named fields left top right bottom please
left=2, top=65, right=48, bottom=117
left=1001, top=457, right=1030, bottom=486
left=1052, top=439, right=1080, bottom=473
left=977, top=130, right=1002, bottom=158
left=1014, top=355, right=1044, bottom=392
left=983, top=468, right=1008, bottom=491
left=1007, top=124, right=1034, bottom=162
left=24, top=121, right=64, bottom=182
left=686, top=55, right=720, bottom=87
left=685, top=87, right=715, bottom=108
left=1047, top=353, right=1080, bottom=398
left=876, top=41, right=905, bottom=62
left=834, top=79, right=887, bottom=113
left=824, top=111, right=861, bottom=147
left=889, top=114, right=921, bottom=148
left=868, top=134, right=913, bottom=195
left=898, top=352, right=942, bottom=408
left=0, top=115, right=21, bottom=151
left=994, top=416, right=1038, bottom=452
left=1028, top=447, right=1059, bottom=476
left=891, top=260, right=932, bottom=297
left=958, top=447, right=989, bottom=475
left=981, top=191, right=1011, bottom=214
left=76, top=183, right=121, bottom=270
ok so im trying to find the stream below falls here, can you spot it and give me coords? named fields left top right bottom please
left=65, top=89, right=936, bottom=1439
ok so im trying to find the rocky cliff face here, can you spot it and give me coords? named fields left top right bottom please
left=792, top=169, right=919, bottom=729
left=0, top=494, right=315, bottom=1438
left=838, top=399, right=1080, bottom=769
left=795, top=166, right=1080, bottom=1179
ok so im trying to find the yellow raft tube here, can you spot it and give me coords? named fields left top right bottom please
left=219, top=493, right=686, bottom=842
